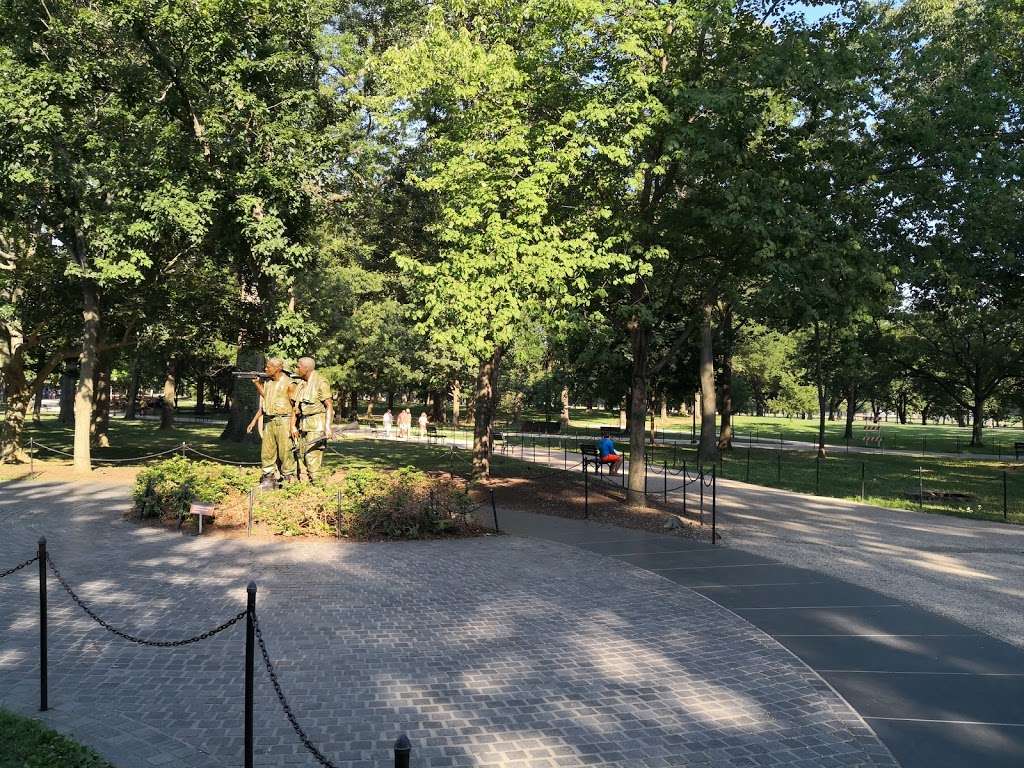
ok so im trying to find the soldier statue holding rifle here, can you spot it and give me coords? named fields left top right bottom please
left=292, top=356, right=333, bottom=483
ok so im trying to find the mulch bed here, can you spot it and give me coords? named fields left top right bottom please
left=471, top=464, right=719, bottom=543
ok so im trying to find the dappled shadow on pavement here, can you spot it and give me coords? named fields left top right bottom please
left=1, top=480, right=894, bottom=767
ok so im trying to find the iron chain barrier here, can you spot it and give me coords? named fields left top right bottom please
left=2, top=539, right=413, bottom=768
left=0, top=554, right=38, bottom=578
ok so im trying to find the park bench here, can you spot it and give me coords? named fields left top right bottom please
left=426, top=424, right=441, bottom=444
left=579, top=443, right=605, bottom=476
left=1015, top=442, right=1024, bottom=460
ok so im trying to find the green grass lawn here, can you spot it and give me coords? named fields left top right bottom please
left=0, top=710, right=115, bottom=768
left=19, top=415, right=1023, bottom=524
left=509, top=408, right=1024, bottom=457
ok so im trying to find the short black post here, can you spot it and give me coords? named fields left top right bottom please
left=1004, top=471, right=1008, bottom=521
left=918, top=466, right=923, bottom=510
left=711, top=465, right=717, bottom=546
left=682, top=460, right=687, bottom=517
left=244, top=582, right=257, bottom=768
left=583, top=461, right=589, bottom=518
left=663, top=461, right=667, bottom=504
left=699, top=466, right=704, bottom=525
left=180, top=441, right=187, bottom=458
left=490, top=488, right=499, bottom=532
left=745, top=441, right=751, bottom=482
left=394, top=734, right=411, bottom=768
left=861, top=461, right=866, bottom=501
left=38, top=537, right=47, bottom=712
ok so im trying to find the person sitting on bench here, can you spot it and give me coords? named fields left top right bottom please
left=597, top=432, right=622, bottom=474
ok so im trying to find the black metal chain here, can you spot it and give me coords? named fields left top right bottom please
left=46, top=554, right=246, bottom=646
left=0, top=554, right=38, bottom=578
left=252, top=612, right=339, bottom=768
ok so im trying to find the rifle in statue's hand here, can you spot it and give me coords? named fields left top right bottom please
left=232, top=369, right=295, bottom=381
left=232, top=371, right=271, bottom=381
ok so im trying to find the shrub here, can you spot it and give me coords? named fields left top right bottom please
left=253, top=482, right=338, bottom=537
left=340, top=467, right=473, bottom=539
left=252, top=467, right=474, bottom=539
left=133, top=457, right=257, bottom=519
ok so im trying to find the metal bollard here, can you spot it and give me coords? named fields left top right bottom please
left=663, top=461, right=667, bottom=504
left=490, top=488, right=499, bottom=532
left=699, top=467, right=704, bottom=525
left=394, top=734, right=412, bottom=768
left=244, top=582, right=256, bottom=768
left=584, top=461, right=589, bottom=518
left=1004, top=471, right=1008, bottom=521
left=711, top=465, right=717, bottom=546
left=38, top=537, right=47, bottom=712
left=682, top=460, right=687, bottom=517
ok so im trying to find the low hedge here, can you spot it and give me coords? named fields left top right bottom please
left=254, top=467, right=475, bottom=539
left=133, top=457, right=257, bottom=519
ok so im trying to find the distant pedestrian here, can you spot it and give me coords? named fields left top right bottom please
left=418, top=411, right=428, bottom=438
left=383, top=409, right=393, bottom=438
left=399, top=408, right=411, bottom=438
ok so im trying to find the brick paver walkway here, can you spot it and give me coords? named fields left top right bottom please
left=0, top=480, right=899, bottom=767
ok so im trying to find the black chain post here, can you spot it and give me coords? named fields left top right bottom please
left=663, top=461, right=667, bottom=504
left=711, top=465, right=717, bottom=546
left=38, top=537, right=47, bottom=712
left=394, top=734, right=411, bottom=768
left=918, top=466, right=924, bottom=510
left=245, top=582, right=257, bottom=768
left=584, top=460, right=589, bottom=518
left=699, top=466, right=704, bottom=525
left=490, top=488, right=499, bottom=532
left=746, top=440, right=751, bottom=482
left=682, top=460, right=687, bottom=517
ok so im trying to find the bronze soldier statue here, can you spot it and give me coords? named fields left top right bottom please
left=292, top=356, right=333, bottom=482
left=250, top=357, right=297, bottom=488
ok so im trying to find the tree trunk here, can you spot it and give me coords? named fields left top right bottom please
left=971, top=393, right=985, bottom=446
left=59, top=364, right=76, bottom=423
left=659, top=391, right=668, bottom=420
left=91, top=353, right=112, bottom=447
left=625, top=321, right=650, bottom=506
left=813, top=322, right=827, bottom=458
left=431, top=389, right=444, bottom=423
left=124, top=348, right=140, bottom=419
left=698, top=304, right=719, bottom=462
left=195, top=375, right=205, bottom=415
left=387, top=390, right=396, bottom=412
left=921, top=403, right=929, bottom=425
left=560, top=385, right=570, bottom=426
left=349, top=391, right=358, bottom=418
left=73, top=282, right=99, bottom=472
left=472, top=345, right=503, bottom=478
left=451, top=381, right=460, bottom=427
left=159, top=358, right=177, bottom=430
left=32, top=385, right=43, bottom=423
left=220, top=347, right=262, bottom=442
left=0, top=349, right=30, bottom=463
left=844, top=388, right=857, bottom=439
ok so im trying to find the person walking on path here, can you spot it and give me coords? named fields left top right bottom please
left=252, top=357, right=297, bottom=488
left=597, top=431, right=622, bottom=474
left=292, top=357, right=333, bottom=483
left=383, top=409, right=393, bottom=438
left=399, top=408, right=412, bottom=438
left=418, top=411, right=429, bottom=438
